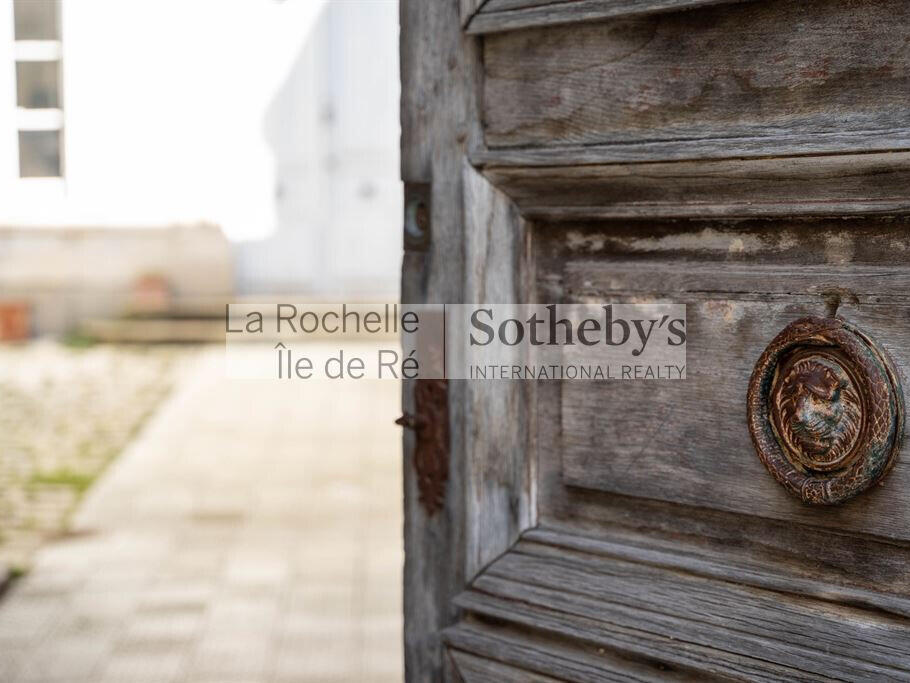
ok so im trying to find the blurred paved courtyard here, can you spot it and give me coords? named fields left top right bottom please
left=0, top=345, right=403, bottom=682
left=0, top=342, right=181, bottom=570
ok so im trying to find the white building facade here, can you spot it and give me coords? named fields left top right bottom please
left=0, top=0, right=400, bottom=333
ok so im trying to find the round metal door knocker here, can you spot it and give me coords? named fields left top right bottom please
left=747, top=317, right=904, bottom=505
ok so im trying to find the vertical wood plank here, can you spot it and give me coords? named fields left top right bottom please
left=462, top=161, right=535, bottom=580
left=400, top=2, right=484, bottom=681
left=401, top=2, right=534, bottom=677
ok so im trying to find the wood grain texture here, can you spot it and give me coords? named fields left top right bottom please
left=446, top=620, right=699, bottom=682
left=538, top=405, right=910, bottom=618
left=559, top=298, right=910, bottom=540
left=468, top=0, right=750, bottom=35
left=462, top=161, right=535, bottom=580
left=534, top=217, right=910, bottom=268
left=479, top=152, right=910, bottom=220
left=565, top=261, right=910, bottom=302
left=516, top=221, right=910, bottom=676
left=449, top=649, right=566, bottom=683
left=481, top=0, right=574, bottom=12
left=401, top=4, right=533, bottom=679
left=411, top=0, right=910, bottom=675
left=472, top=131, right=910, bottom=167
left=525, top=525, right=910, bottom=619
left=450, top=533, right=910, bottom=681
left=401, top=1, right=477, bottom=680
left=460, top=0, right=490, bottom=27
left=482, top=0, right=910, bottom=160
left=529, top=219, right=910, bottom=541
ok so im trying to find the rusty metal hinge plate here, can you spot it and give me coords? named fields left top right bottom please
left=397, top=378, right=448, bottom=515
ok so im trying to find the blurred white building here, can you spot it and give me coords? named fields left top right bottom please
left=238, top=1, right=402, bottom=297
left=0, top=0, right=400, bottom=334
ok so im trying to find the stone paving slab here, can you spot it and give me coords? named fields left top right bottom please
left=0, top=345, right=403, bottom=682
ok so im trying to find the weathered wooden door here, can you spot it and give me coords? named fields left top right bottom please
left=401, top=0, right=910, bottom=680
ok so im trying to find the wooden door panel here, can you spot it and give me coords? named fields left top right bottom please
left=539, top=220, right=910, bottom=540
left=482, top=0, right=910, bottom=157
left=549, top=225, right=910, bottom=539
left=559, top=301, right=910, bottom=542
left=448, top=531, right=910, bottom=681
left=402, top=0, right=910, bottom=679
left=444, top=215, right=910, bottom=677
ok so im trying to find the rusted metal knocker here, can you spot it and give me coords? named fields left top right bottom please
left=747, top=317, right=904, bottom=505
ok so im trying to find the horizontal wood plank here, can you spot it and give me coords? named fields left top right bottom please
left=451, top=590, right=802, bottom=681
left=451, top=531, right=910, bottom=679
left=482, top=0, right=910, bottom=160
left=524, top=526, right=910, bottom=619
left=472, top=132, right=910, bottom=167
left=479, top=152, right=910, bottom=220
left=467, top=0, right=749, bottom=34
left=537, top=217, right=910, bottom=269
left=483, top=541, right=910, bottom=677
left=448, top=649, right=566, bottom=683
left=565, top=261, right=910, bottom=302
left=447, top=621, right=695, bottom=682
left=481, top=0, right=573, bottom=12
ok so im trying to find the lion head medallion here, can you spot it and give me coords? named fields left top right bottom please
left=747, top=317, right=903, bottom=505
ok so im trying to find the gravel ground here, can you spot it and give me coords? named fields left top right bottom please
left=0, top=341, right=191, bottom=571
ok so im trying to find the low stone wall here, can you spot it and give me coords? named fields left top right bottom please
left=0, top=223, right=233, bottom=336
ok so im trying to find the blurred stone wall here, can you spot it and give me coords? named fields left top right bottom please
left=0, top=222, right=232, bottom=335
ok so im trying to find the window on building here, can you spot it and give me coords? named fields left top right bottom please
left=13, top=0, right=63, bottom=178
left=18, top=130, right=60, bottom=177
left=13, top=0, right=59, bottom=39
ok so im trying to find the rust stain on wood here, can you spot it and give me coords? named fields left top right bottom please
left=397, top=379, right=449, bottom=515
